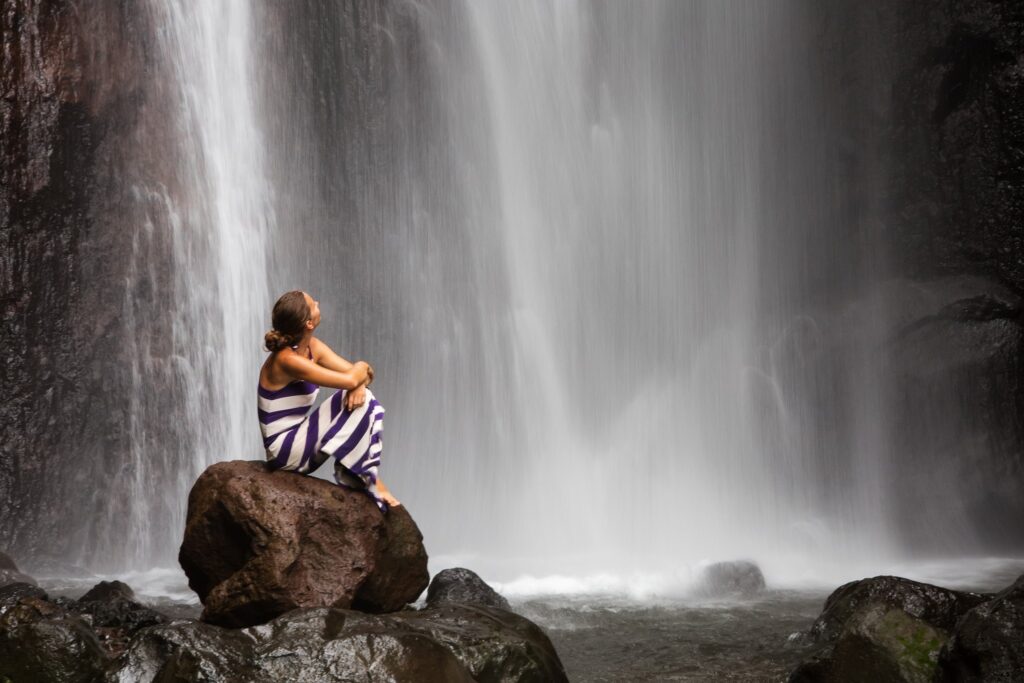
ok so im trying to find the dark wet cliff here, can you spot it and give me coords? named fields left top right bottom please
left=891, top=1, right=1024, bottom=287
left=0, top=0, right=161, bottom=562
left=883, top=1, right=1024, bottom=550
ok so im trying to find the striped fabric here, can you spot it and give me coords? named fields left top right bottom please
left=258, top=357, right=387, bottom=511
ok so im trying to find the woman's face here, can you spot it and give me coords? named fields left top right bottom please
left=303, top=292, right=321, bottom=330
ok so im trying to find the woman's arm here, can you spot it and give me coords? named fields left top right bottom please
left=278, top=348, right=369, bottom=390
left=310, top=337, right=354, bottom=373
left=311, top=337, right=373, bottom=386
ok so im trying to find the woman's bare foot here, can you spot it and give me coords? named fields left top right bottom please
left=376, top=479, right=402, bottom=508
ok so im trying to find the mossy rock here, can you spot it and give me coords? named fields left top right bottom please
left=808, top=575, right=986, bottom=644
left=791, top=605, right=948, bottom=682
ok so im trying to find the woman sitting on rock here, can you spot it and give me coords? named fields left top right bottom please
left=258, top=290, right=400, bottom=511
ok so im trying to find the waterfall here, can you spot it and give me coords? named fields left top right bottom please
left=381, top=0, right=895, bottom=578
left=122, top=0, right=896, bottom=583
left=110, top=0, right=272, bottom=569
left=245, top=0, right=895, bottom=581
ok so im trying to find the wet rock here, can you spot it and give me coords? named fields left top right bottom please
left=938, top=573, right=1024, bottom=682
left=694, top=560, right=766, bottom=598
left=426, top=567, right=512, bottom=610
left=352, top=503, right=433, bottom=613
left=73, top=594, right=167, bottom=632
left=880, top=0, right=1024, bottom=553
left=808, top=575, right=987, bottom=643
left=81, top=580, right=135, bottom=602
left=106, top=618, right=257, bottom=683
left=395, top=603, right=569, bottom=682
left=108, top=601, right=567, bottom=682
left=71, top=578, right=166, bottom=651
left=110, top=608, right=488, bottom=682
left=248, top=609, right=473, bottom=682
left=178, top=460, right=429, bottom=627
left=790, top=574, right=998, bottom=682
left=0, top=582, right=48, bottom=613
left=0, top=593, right=109, bottom=683
left=0, top=0, right=160, bottom=568
left=790, top=604, right=947, bottom=683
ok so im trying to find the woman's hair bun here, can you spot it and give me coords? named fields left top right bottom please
left=264, top=291, right=311, bottom=352
left=264, top=328, right=296, bottom=353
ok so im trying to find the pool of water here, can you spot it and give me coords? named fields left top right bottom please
left=511, top=558, right=1024, bottom=681
left=520, top=590, right=826, bottom=681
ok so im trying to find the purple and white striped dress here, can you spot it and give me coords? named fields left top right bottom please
left=258, top=349, right=387, bottom=511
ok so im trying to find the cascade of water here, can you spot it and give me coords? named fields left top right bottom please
left=119, top=0, right=897, bottom=584
left=394, top=0, right=896, bottom=579
left=111, top=0, right=272, bottom=569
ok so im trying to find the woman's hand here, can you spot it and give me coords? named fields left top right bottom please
left=345, top=385, right=367, bottom=411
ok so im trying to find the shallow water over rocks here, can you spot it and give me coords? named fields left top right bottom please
left=28, top=558, right=1024, bottom=681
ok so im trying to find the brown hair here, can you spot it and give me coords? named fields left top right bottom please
left=264, top=290, right=311, bottom=352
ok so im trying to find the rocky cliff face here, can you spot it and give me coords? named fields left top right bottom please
left=882, top=1, right=1024, bottom=550
left=890, top=2, right=1024, bottom=287
left=0, top=1, right=168, bottom=563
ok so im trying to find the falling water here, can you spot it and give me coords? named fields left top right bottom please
left=111, top=0, right=272, bottom=569
left=233, top=0, right=896, bottom=586
left=403, top=1, right=895, bottom=580
left=123, top=0, right=900, bottom=585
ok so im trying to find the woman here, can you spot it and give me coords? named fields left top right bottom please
left=257, top=290, right=400, bottom=510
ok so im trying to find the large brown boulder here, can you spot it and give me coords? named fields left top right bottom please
left=178, top=460, right=428, bottom=628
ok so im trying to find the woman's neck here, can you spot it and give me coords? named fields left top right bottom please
left=292, top=334, right=312, bottom=355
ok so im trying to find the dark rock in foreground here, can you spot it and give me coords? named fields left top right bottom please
left=114, top=609, right=471, bottom=682
left=111, top=604, right=566, bottom=682
left=807, top=575, right=987, bottom=644
left=0, top=591, right=109, bottom=683
left=694, top=560, right=766, bottom=598
left=107, top=618, right=255, bottom=682
left=427, top=567, right=512, bottom=610
left=938, top=574, right=1024, bottom=682
left=178, top=460, right=429, bottom=628
left=790, top=574, right=1024, bottom=683
left=791, top=604, right=948, bottom=683
left=396, top=603, right=566, bottom=681
left=0, top=565, right=567, bottom=682
left=0, top=583, right=48, bottom=613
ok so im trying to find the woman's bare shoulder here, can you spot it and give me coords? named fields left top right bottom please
left=261, top=349, right=295, bottom=389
